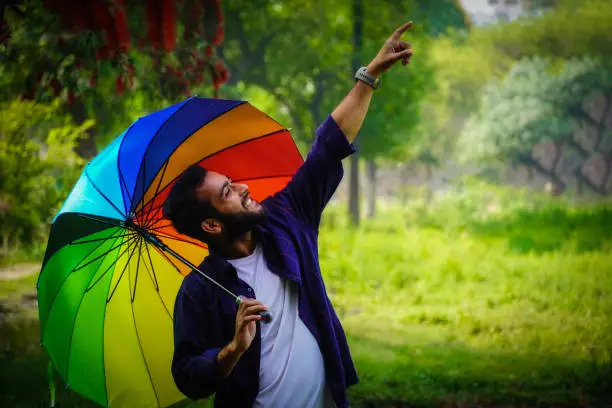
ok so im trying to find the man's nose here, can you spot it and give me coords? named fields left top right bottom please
left=234, top=183, right=248, bottom=193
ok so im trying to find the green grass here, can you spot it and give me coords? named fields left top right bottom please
left=318, top=195, right=612, bottom=407
left=1, top=188, right=612, bottom=407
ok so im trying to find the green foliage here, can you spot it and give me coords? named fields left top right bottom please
left=222, top=0, right=440, bottom=161
left=475, top=0, right=612, bottom=61
left=411, top=0, right=612, bottom=167
left=458, top=56, right=612, bottom=165
left=0, top=98, right=90, bottom=253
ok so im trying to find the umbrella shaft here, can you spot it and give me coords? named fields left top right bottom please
left=144, top=232, right=240, bottom=302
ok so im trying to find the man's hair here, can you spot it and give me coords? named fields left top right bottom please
left=163, top=165, right=219, bottom=242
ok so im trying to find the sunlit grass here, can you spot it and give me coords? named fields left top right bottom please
left=319, top=196, right=612, bottom=406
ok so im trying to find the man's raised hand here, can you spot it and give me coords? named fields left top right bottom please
left=366, top=21, right=414, bottom=77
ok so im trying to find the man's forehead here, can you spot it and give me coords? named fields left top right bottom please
left=195, top=170, right=226, bottom=197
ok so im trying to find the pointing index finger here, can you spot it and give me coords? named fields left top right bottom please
left=392, top=21, right=413, bottom=39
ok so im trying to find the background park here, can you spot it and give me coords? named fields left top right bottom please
left=1, top=0, right=611, bottom=407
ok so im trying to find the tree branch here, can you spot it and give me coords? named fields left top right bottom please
left=552, top=140, right=563, bottom=173
left=565, top=135, right=590, bottom=158
left=517, top=151, right=566, bottom=189
left=573, top=167, right=608, bottom=196
left=568, top=104, right=600, bottom=131
left=594, top=93, right=612, bottom=152
left=309, top=72, right=333, bottom=126
left=601, top=151, right=612, bottom=193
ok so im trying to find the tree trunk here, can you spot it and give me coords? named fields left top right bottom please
left=348, top=0, right=364, bottom=226
left=424, top=164, right=432, bottom=181
left=68, top=98, right=97, bottom=158
left=526, top=165, right=534, bottom=182
left=366, top=160, right=376, bottom=219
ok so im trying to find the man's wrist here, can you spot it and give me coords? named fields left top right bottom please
left=365, top=64, right=382, bottom=78
left=216, top=340, right=244, bottom=378
left=226, top=340, right=242, bottom=356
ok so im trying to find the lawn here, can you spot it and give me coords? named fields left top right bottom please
left=1, top=187, right=611, bottom=407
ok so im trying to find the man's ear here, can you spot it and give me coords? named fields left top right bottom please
left=201, top=218, right=222, bottom=234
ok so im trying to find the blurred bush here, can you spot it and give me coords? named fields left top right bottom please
left=0, top=98, right=92, bottom=261
left=394, top=178, right=612, bottom=253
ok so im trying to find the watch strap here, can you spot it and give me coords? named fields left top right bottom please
left=354, top=66, right=381, bottom=89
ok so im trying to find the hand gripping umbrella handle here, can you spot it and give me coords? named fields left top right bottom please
left=235, top=296, right=273, bottom=323
left=142, top=231, right=273, bottom=324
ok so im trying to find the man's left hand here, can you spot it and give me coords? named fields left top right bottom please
left=366, top=21, right=414, bottom=78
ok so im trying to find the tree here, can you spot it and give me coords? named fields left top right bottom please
left=0, top=98, right=91, bottom=254
left=473, top=0, right=612, bottom=61
left=358, top=0, right=467, bottom=219
left=0, top=0, right=228, bottom=157
left=406, top=0, right=612, bottom=192
left=458, top=56, right=612, bottom=195
left=221, top=0, right=461, bottom=223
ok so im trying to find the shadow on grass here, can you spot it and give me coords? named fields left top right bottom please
left=468, top=206, right=612, bottom=254
left=0, top=313, right=99, bottom=408
left=2, top=311, right=611, bottom=408
left=347, top=333, right=612, bottom=408
left=0, top=310, right=215, bottom=408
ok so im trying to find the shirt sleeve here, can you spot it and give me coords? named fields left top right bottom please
left=171, top=282, right=223, bottom=400
left=276, top=115, right=356, bottom=227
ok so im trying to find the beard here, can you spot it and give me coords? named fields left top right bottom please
left=218, top=207, right=267, bottom=238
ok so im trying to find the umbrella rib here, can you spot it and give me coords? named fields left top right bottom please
left=142, top=241, right=160, bottom=291
left=85, top=168, right=128, bottom=219
left=141, top=243, right=174, bottom=321
left=74, top=213, right=123, bottom=228
left=63, top=232, right=131, bottom=387
left=141, top=160, right=170, bottom=229
left=152, top=243, right=239, bottom=300
left=106, top=237, right=141, bottom=303
left=130, top=240, right=143, bottom=302
left=136, top=127, right=288, bottom=216
left=85, top=234, right=140, bottom=293
left=142, top=222, right=175, bottom=232
left=117, top=163, right=134, bottom=217
left=131, top=152, right=149, bottom=225
left=70, top=227, right=125, bottom=273
left=129, top=272, right=162, bottom=408
left=140, top=201, right=170, bottom=226
left=150, top=244, right=186, bottom=276
left=73, top=231, right=135, bottom=273
left=40, top=228, right=126, bottom=335
left=69, top=231, right=132, bottom=246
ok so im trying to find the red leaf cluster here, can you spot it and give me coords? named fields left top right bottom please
left=37, top=0, right=229, bottom=99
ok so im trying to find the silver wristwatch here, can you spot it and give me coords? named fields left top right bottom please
left=355, top=67, right=381, bottom=89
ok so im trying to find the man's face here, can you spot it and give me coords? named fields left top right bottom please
left=195, top=170, right=265, bottom=237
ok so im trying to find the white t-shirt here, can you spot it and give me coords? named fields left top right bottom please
left=227, top=245, right=334, bottom=408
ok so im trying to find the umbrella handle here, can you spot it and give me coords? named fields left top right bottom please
left=258, top=310, right=273, bottom=324
left=235, top=296, right=273, bottom=324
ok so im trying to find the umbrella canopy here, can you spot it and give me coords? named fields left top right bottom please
left=37, top=97, right=303, bottom=407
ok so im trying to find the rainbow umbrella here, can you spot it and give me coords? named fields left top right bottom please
left=37, top=97, right=303, bottom=407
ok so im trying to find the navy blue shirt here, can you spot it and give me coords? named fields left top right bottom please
left=171, top=115, right=358, bottom=407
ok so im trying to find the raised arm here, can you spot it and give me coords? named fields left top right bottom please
left=273, top=21, right=414, bottom=227
left=331, top=21, right=414, bottom=142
